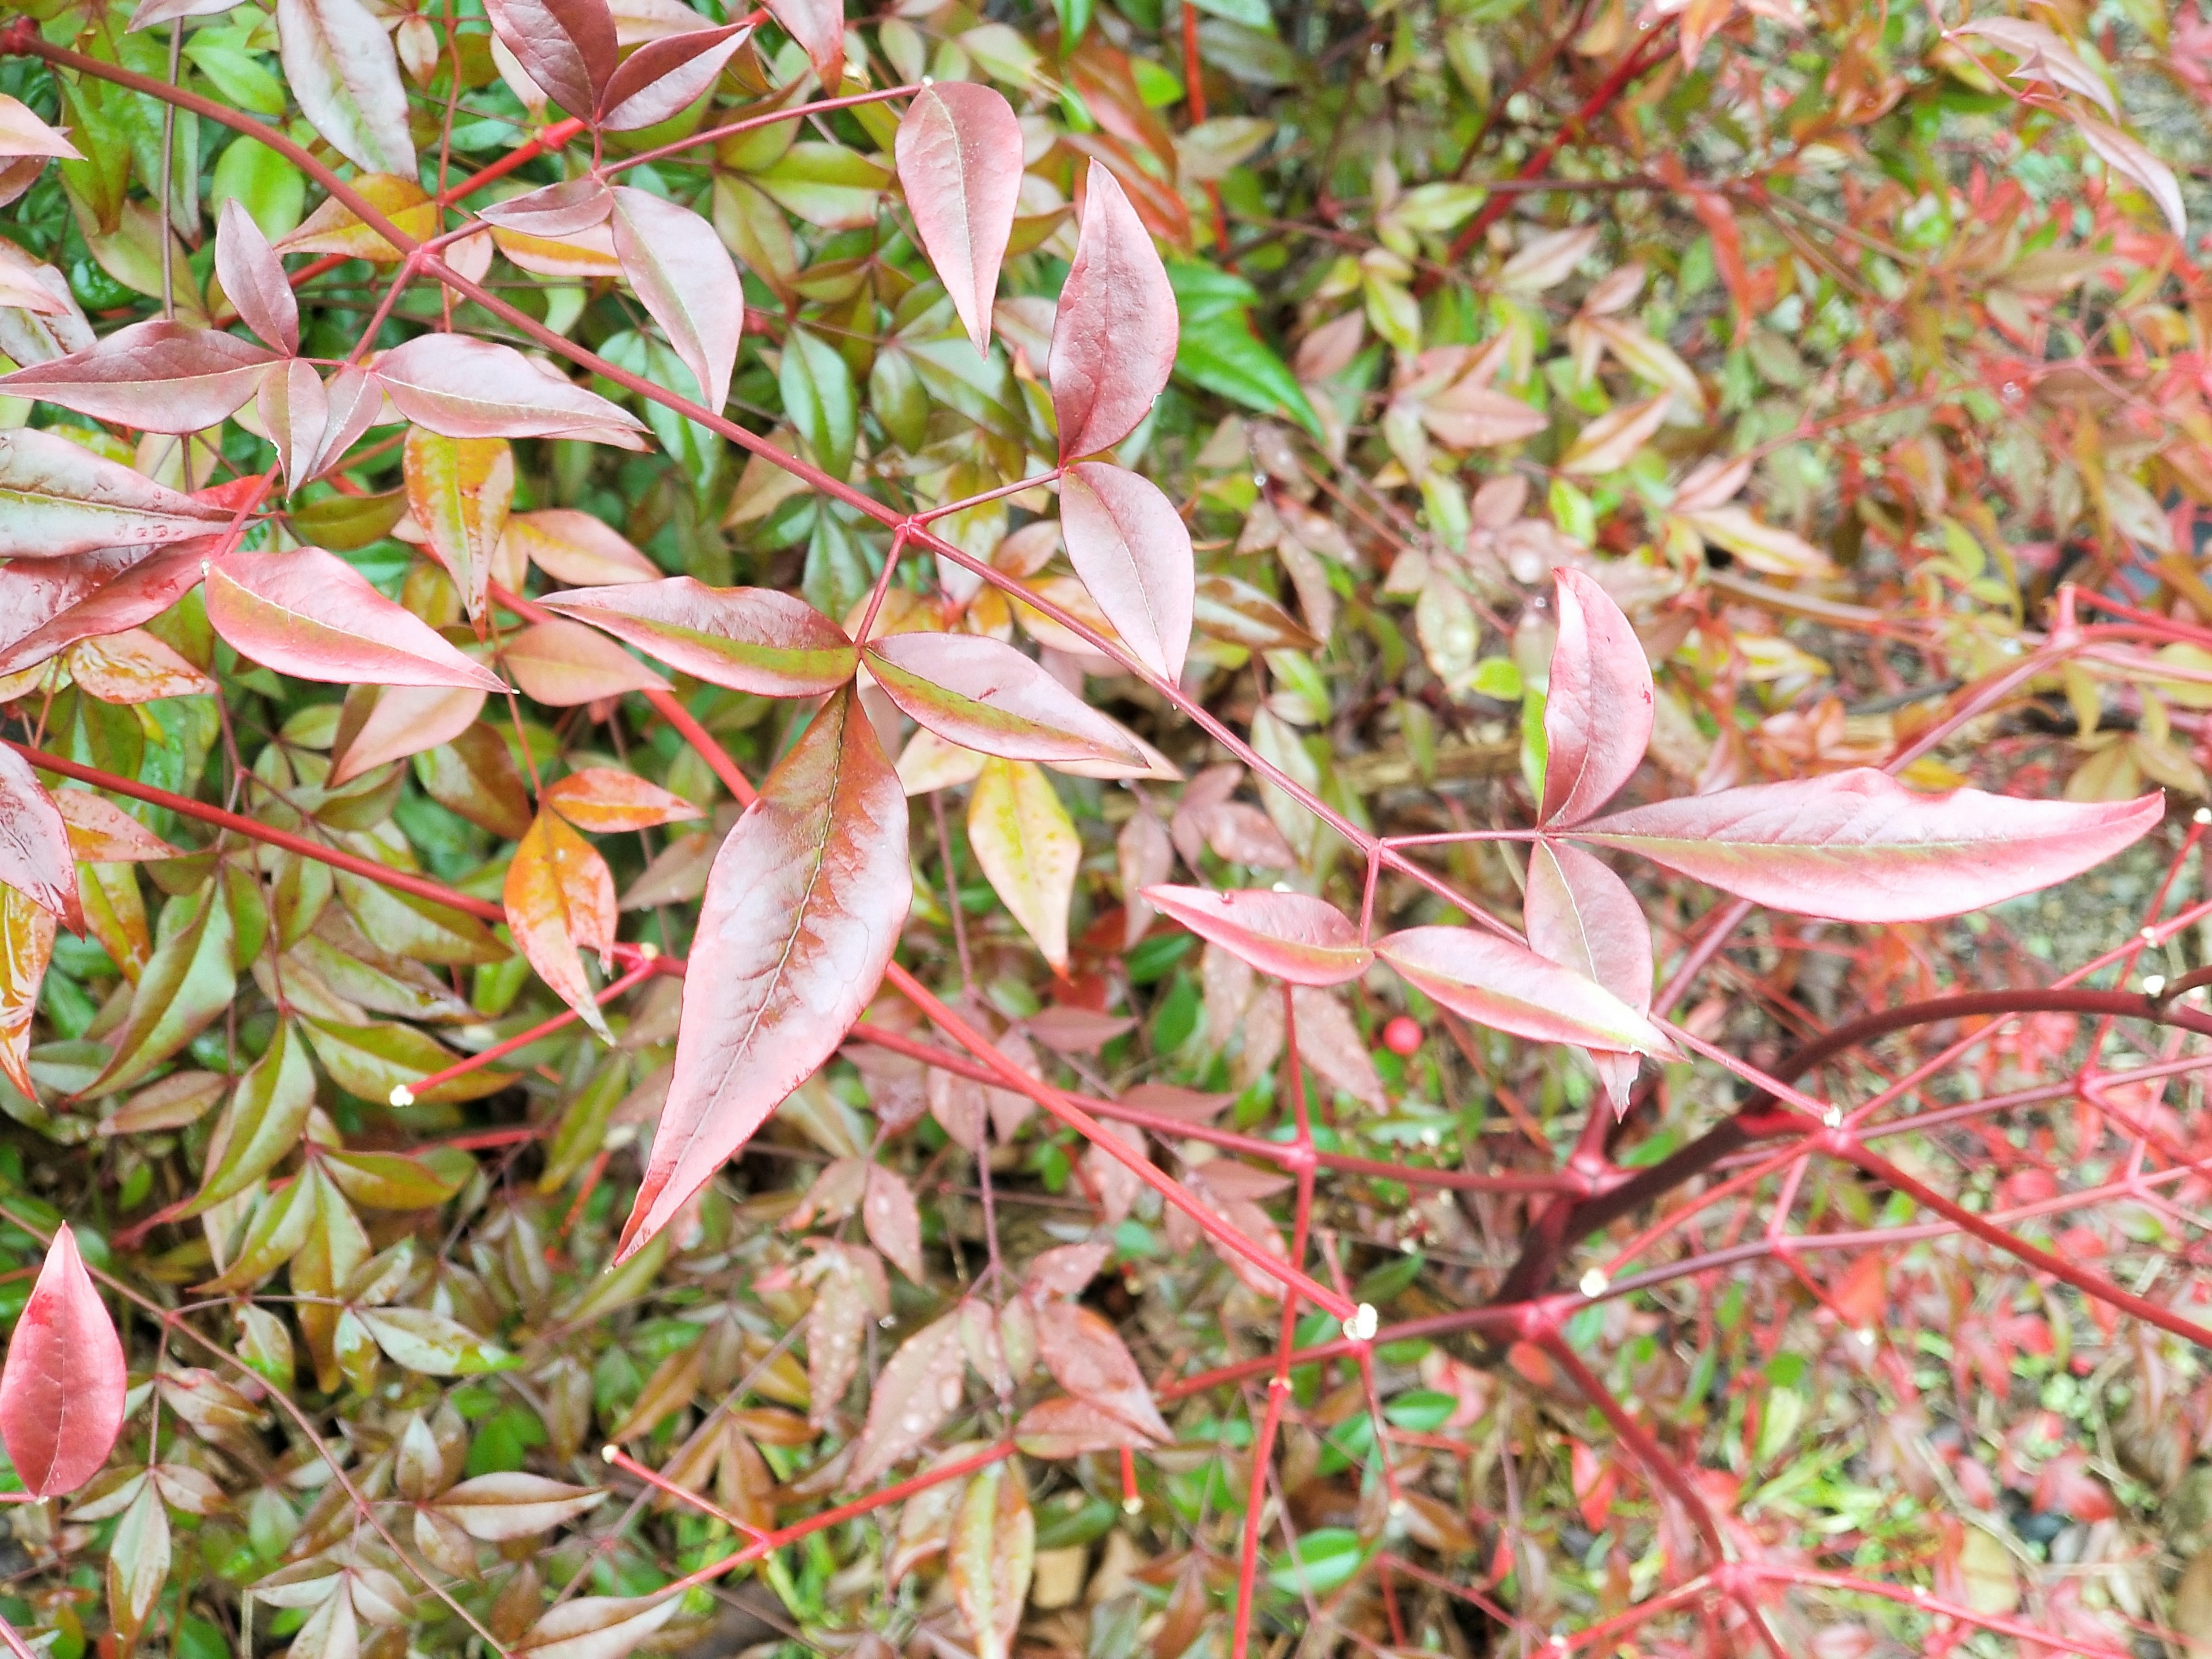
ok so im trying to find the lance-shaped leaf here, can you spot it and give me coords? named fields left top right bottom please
left=863, top=632, right=1145, bottom=767
left=598, top=20, right=752, bottom=130
left=307, top=363, right=387, bottom=484
left=188, top=1020, right=315, bottom=1211
left=329, top=681, right=489, bottom=786
left=373, top=335, right=646, bottom=442
left=259, top=360, right=331, bottom=491
left=502, top=508, right=656, bottom=586
left=1141, top=885, right=1371, bottom=986
left=0, top=885, right=54, bottom=1098
left=540, top=578, right=856, bottom=695
left=505, top=809, right=618, bottom=1043
left=54, top=792, right=179, bottom=863
left=1032, top=1298, right=1169, bottom=1440
left=1559, top=393, right=1669, bottom=476
left=1541, top=567, right=1653, bottom=826
left=516, top=1593, right=681, bottom=1659
left=760, top=0, right=843, bottom=81
left=207, top=547, right=509, bottom=692
left=0, top=547, right=210, bottom=676
left=896, top=82, right=1025, bottom=357
left=0, top=431, right=229, bottom=558
left=848, top=1310, right=965, bottom=1486
left=0, top=1225, right=127, bottom=1496
left=616, top=688, right=910, bottom=1260
left=357, top=1307, right=513, bottom=1375
left=1048, top=164, right=1177, bottom=460
left=543, top=768, right=702, bottom=832
left=949, top=1463, right=1033, bottom=1659
left=968, top=757, right=1079, bottom=971
left=0, top=746, right=84, bottom=930
left=481, top=0, right=616, bottom=119
left=1058, top=461, right=1193, bottom=683
left=503, top=619, right=669, bottom=704
left=0, top=319, right=278, bottom=433
left=1376, top=925, right=1676, bottom=1056
left=609, top=187, right=741, bottom=417
left=434, top=1474, right=607, bottom=1541
left=0, top=93, right=80, bottom=159
left=1571, top=770, right=2165, bottom=922
left=88, top=882, right=237, bottom=1095
left=405, top=429, right=514, bottom=623
left=278, top=0, right=415, bottom=175
left=477, top=178, right=615, bottom=238
left=862, top=1164, right=924, bottom=1282
left=215, top=198, right=298, bottom=355
left=1523, top=841, right=1650, bottom=1112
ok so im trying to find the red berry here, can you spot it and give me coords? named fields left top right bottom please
left=1381, top=1016, right=1423, bottom=1056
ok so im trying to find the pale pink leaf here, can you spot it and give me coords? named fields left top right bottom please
left=609, top=187, right=741, bottom=416
left=1522, top=840, right=1652, bottom=1112
left=257, top=359, right=329, bottom=491
left=895, top=82, right=1025, bottom=357
left=502, top=619, right=669, bottom=706
left=539, top=578, right=855, bottom=695
left=207, top=546, right=509, bottom=692
left=761, top=0, right=843, bottom=80
left=863, top=632, right=1145, bottom=767
left=862, top=1164, right=925, bottom=1282
left=0, top=93, right=81, bottom=159
left=1048, top=164, right=1177, bottom=460
left=0, top=319, right=276, bottom=433
left=1541, top=567, right=1653, bottom=825
left=1142, top=885, right=1370, bottom=986
left=215, top=199, right=299, bottom=354
left=277, top=0, right=416, bottom=176
left=0, top=547, right=210, bottom=677
left=1376, top=926, right=1676, bottom=1056
left=2073, top=114, right=2187, bottom=239
left=372, top=335, right=646, bottom=442
left=804, top=1241, right=887, bottom=1428
left=1287, top=984, right=1385, bottom=1108
left=848, top=1310, right=965, bottom=1487
left=0, top=746, right=85, bottom=931
left=1058, top=460, right=1192, bottom=683
left=0, top=1226, right=127, bottom=1497
left=475, top=178, right=614, bottom=238
left=1573, top=771, right=2165, bottom=922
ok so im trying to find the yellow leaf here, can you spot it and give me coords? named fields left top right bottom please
left=968, top=759, right=1078, bottom=972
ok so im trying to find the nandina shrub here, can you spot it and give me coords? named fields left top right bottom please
left=0, top=0, right=2207, bottom=1654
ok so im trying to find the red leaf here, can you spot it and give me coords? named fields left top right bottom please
left=616, top=689, right=910, bottom=1259
left=0, top=746, right=84, bottom=932
left=599, top=21, right=752, bottom=130
left=1541, top=567, right=1652, bottom=825
left=502, top=618, right=669, bottom=706
left=0, top=319, right=277, bottom=433
left=1032, top=1299, right=1168, bottom=1441
left=760, top=0, right=843, bottom=81
left=505, top=808, right=618, bottom=1042
left=540, top=578, right=856, bottom=696
left=372, top=335, right=646, bottom=442
left=481, top=0, right=616, bottom=120
left=609, top=187, right=741, bottom=415
left=543, top=768, right=702, bottom=832
left=0, top=1225, right=126, bottom=1497
left=0, top=547, right=209, bottom=679
left=1048, top=163, right=1177, bottom=460
left=1058, top=461, right=1192, bottom=683
left=1142, top=885, right=1371, bottom=986
left=215, top=199, right=299, bottom=355
left=475, top=178, right=614, bottom=238
left=895, top=82, right=1025, bottom=357
left=862, top=1164, right=925, bottom=1282
left=1571, top=771, right=2165, bottom=923
left=206, top=546, right=509, bottom=692
left=0, top=430, right=230, bottom=558
left=1376, top=926, right=1676, bottom=1056
left=1522, top=841, right=1651, bottom=1112
left=1015, top=1394, right=1152, bottom=1458
left=863, top=633, right=1144, bottom=767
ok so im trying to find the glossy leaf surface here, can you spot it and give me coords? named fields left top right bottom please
left=540, top=579, right=856, bottom=695
left=1141, top=885, right=1372, bottom=986
left=0, top=1226, right=127, bottom=1497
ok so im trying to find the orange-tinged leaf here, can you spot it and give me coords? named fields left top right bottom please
left=63, top=627, right=217, bottom=704
left=505, top=809, right=619, bottom=1042
left=502, top=509, right=657, bottom=586
left=276, top=173, right=435, bottom=262
left=329, top=681, right=490, bottom=786
left=543, top=767, right=703, bottom=832
left=0, top=884, right=54, bottom=1097
left=207, top=547, right=509, bottom=692
left=0, top=745, right=84, bottom=930
left=0, top=1225, right=127, bottom=1496
left=52, top=790, right=175, bottom=863
left=502, top=619, right=669, bottom=706
left=1559, top=393, right=1670, bottom=476
left=405, top=429, right=515, bottom=623
left=616, top=689, right=910, bottom=1259
left=967, top=758, right=1078, bottom=972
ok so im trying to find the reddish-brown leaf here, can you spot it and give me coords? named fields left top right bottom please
left=862, top=1163, right=924, bottom=1282
left=598, top=20, right=753, bottom=130
left=1048, top=163, right=1177, bottom=460
left=543, top=768, right=702, bottom=833
left=760, top=0, right=843, bottom=80
left=540, top=578, right=855, bottom=696
left=895, top=82, right=1025, bottom=357
left=1014, top=1395, right=1150, bottom=1459
left=616, top=689, right=910, bottom=1259
left=505, top=809, right=619, bottom=1041
left=803, top=1241, right=887, bottom=1429
left=949, top=1462, right=1032, bottom=1659
left=1541, top=568, right=1653, bottom=826
left=481, top=0, right=616, bottom=119
left=0, top=319, right=277, bottom=433
left=206, top=546, right=509, bottom=692
left=215, top=199, right=299, bottom=354
left=0, top=746, right=83, bottom=931
left=0, top=1225, right=127, bottom=1497
left=1031, top=1298, right=1168, bottom=1441
left=1058, top=461, right=1192, bottom=683
left=863, top=632, right=1144, bottom=768
left=848, top=1310, right=965, bottom=1487
left=502, top=619, right=669, bottom=706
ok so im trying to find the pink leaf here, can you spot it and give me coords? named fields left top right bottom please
left=0, top=746, right=85, bottom=933
left=0, top=430, right=230, bottom=558
left=502, top=618, right=670, bottom=706
left=1288, top=984, right=1387, bottom=1109
left=481, top=0, right=617, bottom=119
left=862, top=1164, right=925, bottom=1282
left=206, top=546, right=509, bottom=692
left=1571, top=771, right=2165, bottom=923
left=1047, top=164, right=1177, bottom=460
left=0, top=1226, right=126, bottom=1497
left=1541, top=567, right=1652, bottom=825
left=329, top=682, right=488, bottom=785
left=372, top=335, right=646, bottom=442
left=804, top=1242, right=887, bottom=1429
left=257, top=359, right=329, bottom=491
left=849, top=1309, right=964, bottom=1487
left=609, top=187, right=741, bottom=416
left=539, top=578, right=856, bottom=695
left=863, top=632, right=1144, bottom=767
left=1522, top=840, right=1652, bottom=1112
left=616, top=690, right=910, bottom=1260
left=0, top=319, right=276, bottom=433
left=1058, top=461, right=1193, bottom=683
left=308, top=363, right=385, bottom=482
left=1376, top=926, right=1676, bottom=1056
left=0, top=547, right=210, bottom=679
left=1142, top=885, right=1371, bottom=986
left=895, top=82, right=1025, bottom=357
left=1024, top=1241, right=1110, bottom=1299
left=277, top=0, right=415, bottom=176
left=475, top=177, right=614, bottom=238
left=503, top=509, right=657, bottom=586
left=215, top=199, right=299, bottom=355
left=760, top=0, right=843, bottom=81
left=598, top=20, right=752, bottom=130
left=1031, top=1299, right=1168, bottom=1441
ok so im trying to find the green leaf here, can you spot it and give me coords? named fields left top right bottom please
left=301, top=1016, right=515, bottom=1105
left=1267, top=1527, right=1367, bottom=1594
left=357, top=1306, right=515, bottom=1376
left=780, top=327, right=858, bottom=482
left=188, top=1020, right=313, bottom=1212
left=1174, top=306, right=1320, bottom=437
left=90, top=882, right=237, bottom=1096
